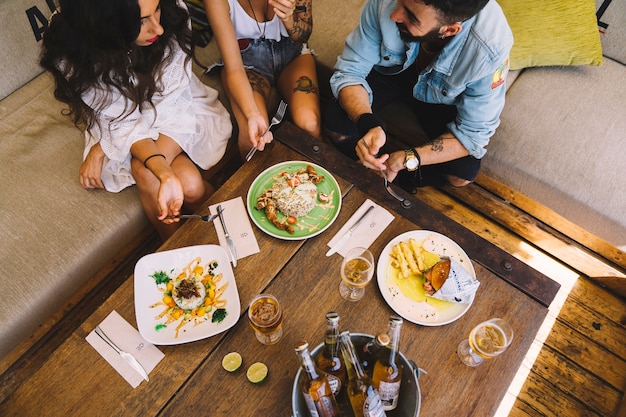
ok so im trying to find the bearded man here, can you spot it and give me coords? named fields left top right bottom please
left=324, top=0, right=513, bottom=190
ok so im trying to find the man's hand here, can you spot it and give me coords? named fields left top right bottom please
left=383, top=150, right=407, bottom=182
left=355, top=126, right=389, bottom=170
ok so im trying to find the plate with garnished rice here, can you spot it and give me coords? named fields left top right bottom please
left=246, top=161, right=341, bottom=240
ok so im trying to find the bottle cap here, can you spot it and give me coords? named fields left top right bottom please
left=294, top=340, right=309, bottom=352
left=376, top=333, right=390, bottom=346
left=325, top=311, right=340, bottom=323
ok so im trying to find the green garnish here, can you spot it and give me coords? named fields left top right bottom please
left=155, top=324, right=167, bottom=331
left=212, top=308, right=227, bottom=323
left=150, top=270, right=171, bottom=285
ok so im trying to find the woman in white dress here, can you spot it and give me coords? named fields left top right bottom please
left=204, top=0, right=320, bottom=159
left=40, top=0, right=232, bottom=240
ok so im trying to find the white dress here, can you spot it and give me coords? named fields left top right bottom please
left=82, top=44, right=232, bottom=192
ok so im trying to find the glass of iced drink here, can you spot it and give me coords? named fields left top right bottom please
left=248, top=294, right=284, bottom=345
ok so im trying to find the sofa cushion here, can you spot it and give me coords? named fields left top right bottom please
left=0, top=74, right=149, bottom=359
left=0, top=0, right=54, bottom=100
left=482, top=58, right=626, bottom=250
left=497, top=0, right=602, bottom=70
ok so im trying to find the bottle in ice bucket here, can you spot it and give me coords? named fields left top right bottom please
left=295, top=341, right=341, bottom=417
left=372, top=316, right=403, bottom=411
left=339, top=331, right=387, bottom=417
left=361, top=333, right=390, bottom=376
left=315, top=312, right=345, bottom=396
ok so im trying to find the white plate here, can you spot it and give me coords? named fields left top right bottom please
left=134, top=245, right=240, bottom=345
left=376, top=230, right=477, bottom=326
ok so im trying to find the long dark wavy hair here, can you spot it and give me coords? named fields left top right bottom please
left=40, top=0, right=192, bottom=130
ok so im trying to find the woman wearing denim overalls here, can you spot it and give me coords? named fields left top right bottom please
left=204, top=0, right=320, bottom=159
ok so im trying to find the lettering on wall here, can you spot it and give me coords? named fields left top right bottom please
left=26, top=0, right=56, bottom=42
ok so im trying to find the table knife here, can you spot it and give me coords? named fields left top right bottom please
left=217, top=205, right=237, bottom=267
left=326, top=205, right=375, bottom=256
left=94, top=326, right=149, bottom=382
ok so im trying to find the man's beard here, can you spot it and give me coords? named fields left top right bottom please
left=396, top=23, right=441, bottom=44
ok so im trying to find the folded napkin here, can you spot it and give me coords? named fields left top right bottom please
left=86, top=310, right=164, bottom=388
left=430, top=259, right=480, bottom=304
left=209, top=197, right=260, bottom=262
left=327, top=199, right=395, bottom=257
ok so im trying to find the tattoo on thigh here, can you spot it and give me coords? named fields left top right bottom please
left=430, top=137, right=444, bottom=152
left=293, top=76, right=318, bottom=95
left=246, top=70, right=270, bottom=100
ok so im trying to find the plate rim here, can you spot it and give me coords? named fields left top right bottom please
left=245, top=160, right=342, bottom=241
left=376, top=230, right=476, bottom=327
left=134, top=244, right=241, bottom=345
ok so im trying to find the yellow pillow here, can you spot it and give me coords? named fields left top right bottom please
left=497, top=0, right=603, bottom=70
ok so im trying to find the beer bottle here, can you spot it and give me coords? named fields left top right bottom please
left=371, top=316, right=403, bottom=411
left=315, top=312, right=345, bottom=396
left=295, top=341, right=341, bottom=417
left=360, top=333, right=390, bottom=376
left=338, top=331, right=386, bottom=417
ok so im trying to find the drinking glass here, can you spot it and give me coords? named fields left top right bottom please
left=457, top=318, right=514, bottom=366
left=248, top=294, right=284, bottom=345
left=339, top=247, right=375, bottom=301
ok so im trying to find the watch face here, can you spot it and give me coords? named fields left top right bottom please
left=406, top=157, right=419, bottom=170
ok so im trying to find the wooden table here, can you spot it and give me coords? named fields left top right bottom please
left=0, top=122, right=560, bottom=417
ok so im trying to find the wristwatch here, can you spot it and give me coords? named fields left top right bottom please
left=403, top=149, right=420, bottom=172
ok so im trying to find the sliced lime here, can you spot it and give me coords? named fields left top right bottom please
left=246, top=362, right=268, bottom=383
left=222, top=352, right=242, bottom=372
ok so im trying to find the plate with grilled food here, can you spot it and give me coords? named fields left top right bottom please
left=246, top=161, right=341, bottom=240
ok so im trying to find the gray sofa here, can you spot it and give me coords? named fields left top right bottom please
left=0, top=0, right=623, bottom=361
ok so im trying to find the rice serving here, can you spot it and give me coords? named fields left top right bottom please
left=271, top=174, right=318, bottom=217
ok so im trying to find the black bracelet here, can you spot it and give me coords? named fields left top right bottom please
left=356, top=113, right=386, bottom=137
left=143, top=153, right=166, bottom=168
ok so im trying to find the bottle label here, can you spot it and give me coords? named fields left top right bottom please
left=302, top=393, right=320, bottom=417
left=363, top=391, right=386, bottom=417
left=378, top=380, right=401, bottom=410
left=326, top=374, right=342, bottom=396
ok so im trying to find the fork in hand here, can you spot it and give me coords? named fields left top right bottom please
left=165, top=213, right=218, bottom=222
left=245, top=100, right=288, bottom=162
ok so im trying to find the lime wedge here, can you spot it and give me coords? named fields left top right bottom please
left=222, top=352, right=242, bottom=372
left=246, top=362, right=268, bottom=383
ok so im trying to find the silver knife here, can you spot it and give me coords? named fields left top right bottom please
left=217, top=205, right=237, bottom=267
left=94, top=326, right=149, bottom=382
left=326, top=205, right=375, bottom=256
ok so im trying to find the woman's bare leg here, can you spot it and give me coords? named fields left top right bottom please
left=277, top=53, right=321, bottom=138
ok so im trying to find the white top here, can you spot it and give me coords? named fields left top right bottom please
left=82, top=44, right=232, bottom=192
left=228, top=0, right=288, bottom=41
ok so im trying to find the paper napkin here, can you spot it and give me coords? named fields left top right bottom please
left=86, top=310, right=164, bottom=388
left=209, top=197, right=260, bottom=261
left=327, top=199, right=395, bottom=257
left=430, top=259, right=481, bottom=304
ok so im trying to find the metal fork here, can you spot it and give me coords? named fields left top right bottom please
left=380, top=169, right=406, bottom=203
left=361, top=139, right=407, bottom=203
left=165, top=213, right=218, bottom=222
left=245, top=100, right=288, bottom=162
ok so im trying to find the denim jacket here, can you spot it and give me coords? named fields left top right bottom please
left=330, top=0, right=513, bottom=158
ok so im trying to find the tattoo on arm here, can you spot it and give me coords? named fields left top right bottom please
left=288, top=0, right=312, bottom=42
left=430, top=137, right=444, bottom=152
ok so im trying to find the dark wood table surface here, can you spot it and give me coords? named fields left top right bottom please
left=0, top=122, right=560, bottom=417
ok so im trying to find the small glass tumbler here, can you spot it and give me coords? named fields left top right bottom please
left=248, top=294, right=284, bottom=345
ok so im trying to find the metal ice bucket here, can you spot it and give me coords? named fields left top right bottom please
left=292, top=333, right=422, bottom=417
